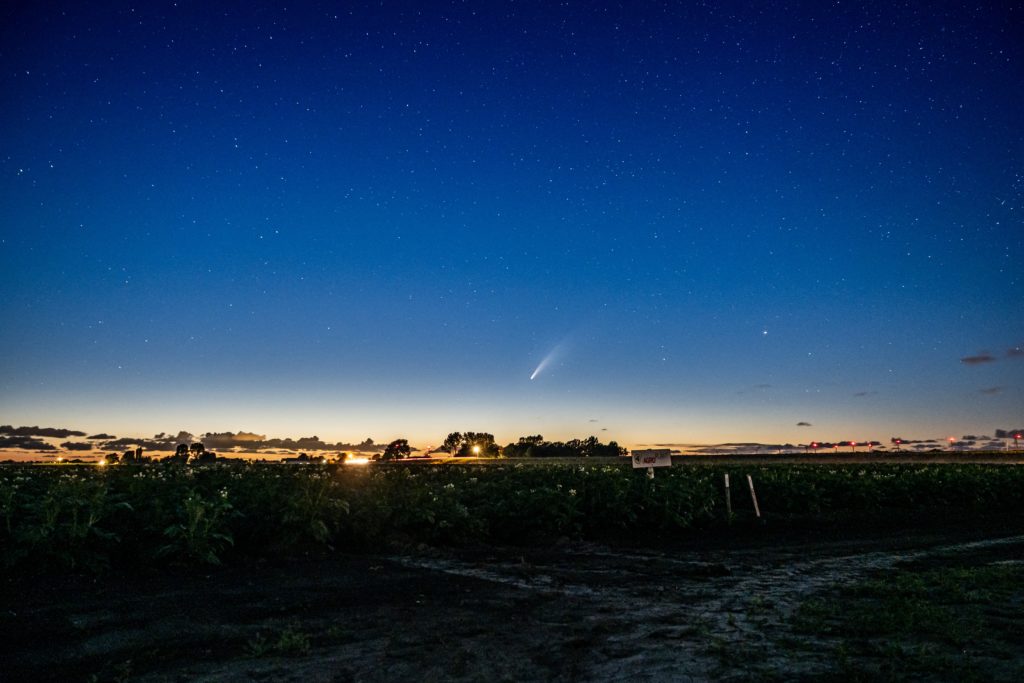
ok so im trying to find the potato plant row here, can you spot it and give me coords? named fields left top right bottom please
left=2, top=462, right=1022, bottom=573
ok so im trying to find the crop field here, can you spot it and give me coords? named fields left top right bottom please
left=3, top=461, right=1024, bottom=681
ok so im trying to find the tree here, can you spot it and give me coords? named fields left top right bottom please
left=440, top=431, right=501, bottom=457
left=458, top=432, right=499, bottom=457
left=503, top=435, right=544, bottom=458
left=165, top=443, right=190, bottom=464
left=502, top=435, right=626, bottom=458
left=441, top=432, right=463, bottom=456
left=193, top=449, right=217, bottom=463
left=382, top=438, right=412, bottom=460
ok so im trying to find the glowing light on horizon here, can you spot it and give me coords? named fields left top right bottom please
left=346, top=456, right=370, bottom=466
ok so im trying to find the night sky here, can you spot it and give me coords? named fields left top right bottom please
left=1, top=1, right=1021, bottom=452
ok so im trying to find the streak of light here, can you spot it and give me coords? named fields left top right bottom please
left=530, top=342, right=565, bottom=380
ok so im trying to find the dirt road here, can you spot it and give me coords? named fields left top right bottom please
left=4, top=523, right=1023, bottom=681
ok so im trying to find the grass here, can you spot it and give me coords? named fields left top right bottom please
left=246, top=622, right=312, bottom=658
left=790, top=561, right=1024, bottom=681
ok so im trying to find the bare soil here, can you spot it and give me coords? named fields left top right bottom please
left=4, top=519, right=1024, bottom=682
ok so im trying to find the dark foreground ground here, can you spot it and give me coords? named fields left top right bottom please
left=4, top=519, right=1024, bottom=682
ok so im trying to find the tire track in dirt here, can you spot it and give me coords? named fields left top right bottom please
left=391, top=534, right=1024, bottom=680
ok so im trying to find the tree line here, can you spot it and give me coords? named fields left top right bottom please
left=94, top=432, right=627, bottom=464
left=437, top=432, right=626, bottom=459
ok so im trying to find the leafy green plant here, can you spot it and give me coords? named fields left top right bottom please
left=4, top=461, right=1024, bottom=575
left=158, top=489, right=236, bottom=565
left=11, top=471, right=131, bottom=571
left=247, top=622, right=311, bottom=657
left=280, top=471, right=349, bottom=546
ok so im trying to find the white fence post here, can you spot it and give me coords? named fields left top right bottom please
left=747, top=474, right=761, bottom=519
left=724, top=473, right=732, bottom=519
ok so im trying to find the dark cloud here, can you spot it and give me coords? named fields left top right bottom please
left=0, top=436, right=57, bottom=450
left=199, top=432, right=382, bottom=453
left=753, top=384, right=772, bottom=389
left=268, top=436, right=381, bottom=453
left=796, top=422, right=812, bottom=427
left=979, top=387, right=1004, bottom=395
left=0, top=425, right=86, bottom=438
left=99, top=431, right=195, bottom=452
left=100, top=438, right=173, bottom=452
left=200, top=432, right=267, bottom=449
left=0, top=424, right=417, bottom=457
left=85, top=430, right=390, bottom=455
left=588, top=419, right=599, bottom=423
left=1007, top=347, right=1023, bottom=358
left=960, top=353, right=995, bottom=365
left=853, top=391, right=878, bottom=397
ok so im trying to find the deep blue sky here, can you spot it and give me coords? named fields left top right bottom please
left=1, top=1, right=1021, bottom=450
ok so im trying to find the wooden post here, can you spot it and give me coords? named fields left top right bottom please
left=747, top=474, right=761, bottom=519
left=646, top=466, right=655, bottom=480
left=724, top=473, right=732, bottom=519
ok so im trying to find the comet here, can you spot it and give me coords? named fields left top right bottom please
left=529, top=356, right=551, bottom=380
left=530, top=343, right=565, bottom=380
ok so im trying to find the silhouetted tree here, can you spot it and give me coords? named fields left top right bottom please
left=165, top=443, right=190, bottom=464
left=458, top=432, right=500, bottom=457
left=503, top=435, right=545, bottom=458
left=503, top=435, right=626, bottom=458
left=193, top=449, right=217, bottom=463
left=441, top=432, right=463, bottom=456
left=438, top=432, right=500, bottom=457
left=382, top=439, right=412, bottom=460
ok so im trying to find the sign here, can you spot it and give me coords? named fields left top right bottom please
left=630, top=449, right=673, bottom=469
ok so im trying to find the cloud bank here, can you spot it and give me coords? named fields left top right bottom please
left=1, top=425, right=87, bottom=438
